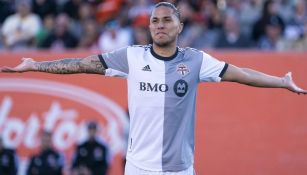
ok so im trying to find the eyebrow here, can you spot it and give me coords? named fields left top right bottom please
left=151, top=16, right=173, bottom=20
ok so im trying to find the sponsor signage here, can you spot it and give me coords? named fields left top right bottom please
left=0, top=78, right=128, bottom=175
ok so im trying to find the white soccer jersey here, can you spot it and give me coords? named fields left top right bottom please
left=100, top=45, right=228, bottom=172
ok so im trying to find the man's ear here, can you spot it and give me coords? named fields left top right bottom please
left=178, top=22, right=184, bottom=34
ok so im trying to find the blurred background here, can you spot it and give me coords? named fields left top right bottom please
left=0, top=0, right=307, bottom=175
left=0, top=0, right=306, bottom=51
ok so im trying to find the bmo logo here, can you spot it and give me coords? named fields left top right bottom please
left=139, top=82, right=169, bottom=92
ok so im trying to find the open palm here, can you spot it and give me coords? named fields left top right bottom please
left=284, top=72, right=307, bottom=95
left=0, top=58, right=35, bottom=73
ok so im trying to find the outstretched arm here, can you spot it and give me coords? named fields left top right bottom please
left=222, top=64, right=307, bottom=95
left=0, top=55, right=106, bottom=74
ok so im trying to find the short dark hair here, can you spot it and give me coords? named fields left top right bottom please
left=42, top=130, right=52, bottom=137
left=154, top=2, right=181, bottom=21
left=87, top=121, right=97, bottom=130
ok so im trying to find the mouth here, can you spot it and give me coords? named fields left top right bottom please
left=156, top=32, right=168, bottom=38
left=156, top=32, right=167, bottom=35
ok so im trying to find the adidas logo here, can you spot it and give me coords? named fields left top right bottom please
left=142, top=65, right=151, bottom=71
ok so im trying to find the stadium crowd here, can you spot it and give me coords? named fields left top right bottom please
left=0, top=0, right=306, bottom=52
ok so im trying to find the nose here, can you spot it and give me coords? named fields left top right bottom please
left=157, top=21, right=165, bottom=29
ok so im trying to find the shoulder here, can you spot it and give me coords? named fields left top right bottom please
left=180, top=47, right=203, bottom=54
left=123, top=45, right=151, bottom=60
left=77, top=141, right=88, bottom=148
left=28, top=154, right=39, bottom=162
left=180, top=47, right=206, bottom=60
left=129, top=44, right=151, bottom=49
left=181, top=47, right=200, bottom=52
left=127, top=44, right=151, bottom=52
left=96, top=139, right=108, bottom=148
left=4, top=148, right=15, bottom=153
left=2, top=15, right=18, bottom=27
left=5, top=14, right=19, bottom=21
left=28, top=14, right=41, bottom=21
left=3, top=148, right=16, bottom=156
left=50, top=149, right=61, bottom=156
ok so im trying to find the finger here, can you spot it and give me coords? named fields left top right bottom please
left=302, top=90, right=307, bottom=94
left=22, top=57, right=33, bottom=62
left=296, top=89, right=307, bottom=95
left=285, top=72, right=292, bottom=78
left=0, top=67, right=17, bottom=72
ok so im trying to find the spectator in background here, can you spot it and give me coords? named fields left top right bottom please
left=258, top=16, right=284, bottom=50
left=132, top=26, right=151, bottom=45
left=128, top=0, right=153, bottom=24
left=277, top=0, right=294, bottom=23
left=203, top=0, right=223, bottom=30
left=278, top=19, right=307, bottom=51
left=252, top=0, right=285, bottom=43
left=178, top=0, right=220, bottom=49
left=283, top=0, right=307, bottom=43
left=177, top=0, right=200, bottom=47
left=35, top=14, right=55, bottom=47
left=26, top=131, right=63, bottom=175
left=40, top=13, right=78, bottom=50
left=61, top=0, right=83, bottom=20
left=96, top=0, right=124, bottom=23
left=128, top=0, right=152, bottom=46
left=0, top=0, right=14, bottom=25
left=234, top=0, right=262, bottom=39
left=0, top=0, right=306, bottom=52
left=77, top=19, right=100, bottom=50
left=0, top=137, right=18, bottom=175
left=72, top=121, right=110, bottom=175
left=98, top=20, right=132, bottom=52
left=1, top=0, right=41, bottom=50
left=31, top=0, right=57, bottom=20
left=215, top=10, right=252, bottom=49
left=0, top=0, right=14, bottom=49
left=71, top=2, right=96, bottom=41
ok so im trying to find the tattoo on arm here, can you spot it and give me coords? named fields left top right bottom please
left=34, top=55, right=106, bottom=74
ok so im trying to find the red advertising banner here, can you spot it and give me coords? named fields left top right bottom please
left=0, top=51, right=306, bottom=175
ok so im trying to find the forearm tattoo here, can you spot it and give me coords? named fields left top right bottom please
left=34, top=55, right=106, bottom=74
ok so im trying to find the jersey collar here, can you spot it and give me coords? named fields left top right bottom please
left=150, top=45, right=179, bottom=61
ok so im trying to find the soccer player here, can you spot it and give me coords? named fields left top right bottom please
left=1, top=2, right=306, bottom=175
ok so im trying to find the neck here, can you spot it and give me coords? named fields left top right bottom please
left=41, top=147, right=51, bottom=152
left=89, top=137, right=96, bottom=141
left=152, top=43, right=177, bottom=58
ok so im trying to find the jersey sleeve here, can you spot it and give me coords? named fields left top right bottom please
left=99, top=47, right=129, bottom=78
left=199, top=51, right=228, bottom=82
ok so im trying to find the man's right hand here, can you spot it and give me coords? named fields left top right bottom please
left=0, top=58, right=36, bottom=73
left=1, top=55, right=106, bottom=74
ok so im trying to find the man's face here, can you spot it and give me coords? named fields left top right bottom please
left=149, top=6, right=183, bottom=47
left=17, top=3, right=31, bottom=17
left=88, top=128, right=97, bottom=140
left=41, top=133, right=52, bottom=150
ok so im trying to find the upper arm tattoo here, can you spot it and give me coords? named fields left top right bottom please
left=80, top=55, right=106, bottom=74
left=35, top=55, right=106, bottom=74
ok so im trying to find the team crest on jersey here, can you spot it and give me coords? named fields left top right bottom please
left=174, top=79, right=188, bottom=97
left=176, top=63, right=190, bottom=76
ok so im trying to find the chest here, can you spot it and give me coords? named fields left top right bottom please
left=0, top=153, right=12, bottom=166
left=129, top=55, right=200, bottom=98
